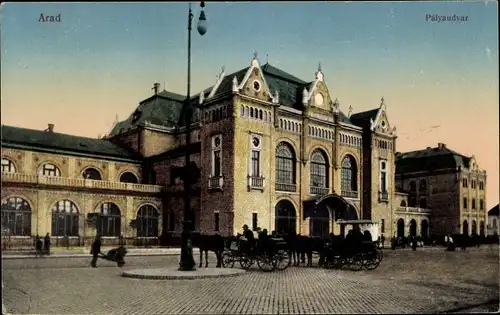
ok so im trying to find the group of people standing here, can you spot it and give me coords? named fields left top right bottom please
left=35, top=233, right=52, bottom=257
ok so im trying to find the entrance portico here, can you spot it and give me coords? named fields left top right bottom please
left=303, top=193, right=359, bottom=237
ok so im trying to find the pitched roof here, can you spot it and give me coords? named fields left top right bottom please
left=489, top=204, right=499, bottom=216
left=349, top=108, right=379, bottom=128
left=395, top=145, right=471, bottom=174
left=2, top=125, right=141, bottom=162
left=110, top=63, right=356, bottom=137
left=109, top=93, right=185, bottom=136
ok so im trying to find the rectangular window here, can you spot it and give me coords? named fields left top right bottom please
left=213, top=151, right=221, bottom=176
left=214, top=212, right=220, bottom=232
left=381, top=172, right=387, bottom=192
left=381, top=219, right=385, bottom=233
left=463, top=197, right=468, bottom=209
left=472, top=199, right=476, bottom=209
left=252, top=213, right=258, bottom=231
left=251, top=150, right=260, bottom=176
left=211, top=135, right=222, bottom=176
left=480, top=199, right=484, bottom=210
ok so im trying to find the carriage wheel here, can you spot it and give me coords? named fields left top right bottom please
left=348, top=253, right=364, bottom=271
left=364, top=251, right=383, bottom=270
left=239, top=254, right=254, bottom=270
left=376, top=248, right=384, bottom=261
left=330, top=256, right=345, bottom=269
left=273, top=250, right=290, bottom=271
left=222, top=252, right=235, bottom=268
left=257, top=255, right=276, bottom=272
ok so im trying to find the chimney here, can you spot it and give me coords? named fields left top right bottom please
left=152, top=83, right=160, bottom=95
left=47, top=124, right=54, bottom=133
left=426, top=147, right=431, bottom=150
left=438, top=142, right=446, bottom=149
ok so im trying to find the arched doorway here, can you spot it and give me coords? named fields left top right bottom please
left=275, top=200, right=297, bottom=236
left=51, top=200, right=79, bottom=236
left=479, top=221, right=485, bottom=237
left=310, top=205, right=329, bottom=238
left=97, top=202, right=121, bottom=237
left=136, top=205, right=159, bottom=237
left=471, top=220, right=477, bottom=235
left=1, top=197, right=32, bottom=236
left=421, top=219, right=429, bottom=238
left=397, top=218, right=405, bottom=238
left=462, top=220, right=469, bottom=236
left=409, top=219, right=417, bottom=237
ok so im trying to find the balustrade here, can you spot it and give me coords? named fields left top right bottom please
left=1, top=172, right=162, bottom=193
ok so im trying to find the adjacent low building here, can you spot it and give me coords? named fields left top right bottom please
left=395, top=144, right=488, bottom=236
left=487, top=204, right=499, bottom=236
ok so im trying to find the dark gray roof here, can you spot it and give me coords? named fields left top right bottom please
left=2, top=125, right=142, bottom=162
left=350, top=108, right=379, bottom=129
left=395, top=145, right=471, bottom=174
left=110, top=63, right=356, bottom=137
left=489, top=204, right=499, bottom=216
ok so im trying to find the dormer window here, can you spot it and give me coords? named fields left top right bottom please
left=132, top=110, right=142, bottom=123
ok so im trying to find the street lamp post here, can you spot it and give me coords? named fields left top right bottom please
left=179, top=1, right=207, bottom=271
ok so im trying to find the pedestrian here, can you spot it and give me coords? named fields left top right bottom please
left=380, top=234, right=385, bottom=249
left=64, top=234, right=70, bottom=250
left=90, top=235, right=102, bottom=268
left=44, top=233, right=51, bottom=255
left=35, top=235, right=43, bottom=258
left=411, top=236, right=417, bottom=251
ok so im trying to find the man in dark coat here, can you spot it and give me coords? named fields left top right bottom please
left=44, top=233, right=51, bottom=255
left=35, top=235, right=44, bottom=257
left=90, top=235, right=102, bottom=268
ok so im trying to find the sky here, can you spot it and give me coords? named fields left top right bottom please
left=1, top=2, right=498, bottom=207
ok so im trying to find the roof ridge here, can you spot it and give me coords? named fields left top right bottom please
left=2, top=125, right=110, bottom=142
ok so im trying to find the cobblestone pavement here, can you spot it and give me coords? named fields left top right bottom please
left=2, top=246, right=498, bottom=314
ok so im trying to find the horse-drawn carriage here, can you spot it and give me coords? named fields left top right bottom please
left=221, top=236, right=290, bottom=272
left=323, top=239, right=383, bottom=271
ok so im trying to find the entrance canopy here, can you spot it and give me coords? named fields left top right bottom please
left=303, top=193, right=358, bottom=221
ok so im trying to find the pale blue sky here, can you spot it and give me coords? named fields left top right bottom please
left=1, top=2, right=498, bottom=206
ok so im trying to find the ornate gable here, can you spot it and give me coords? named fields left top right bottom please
left=234, top=52, right=275, bottom=103
left=370, top=98, right=396, bottom=136
left=302, top=63, right=335, bottom=113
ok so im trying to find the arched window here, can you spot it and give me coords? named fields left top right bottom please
left=39, top=163, right=61, bottom=177
left=119, top=172, right=138, bottom=183
left=471, top=220, right=477, bottom=235
left=240, top=106, right=244, bottom=117
left=419, top=198, right=427, bottom=208
left=408, top=181, right=417, bottom=207
left=419, top=179, right=427, bottom=192
left=244, top=106, right=249, bottom=116
left=1, top=158, right=16, bottom=173
left=250, top=107, right=254, bottom=118
left=136, top=205, right=159, bottom=237
left=51, top=200, right=79, bottom=236
left=83, top=168, right=102, bottom=180
left=275, top=200, right=297, bottom=236
left=310, top=149, right=328, bottom=194
left=1, top=197, right=31, bottom=236
left=275, top=142, right=296, bottom=192
left=341, top=155, right=358, bottom=198
left=263, top=111, right=267, bottom=121
left=472, top=198, right=476, bottom=209
left=97, top=203, right=121, bottom=237
left=259, top=109, right=263, bottom=120
left=400, top=200, right=407, bottom=207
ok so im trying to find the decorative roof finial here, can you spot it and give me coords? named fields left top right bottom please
left=380, top=97, right=386, bottom=110
left=232, top=76, right=239, bottom=93
left=253, top=50, right=258, bottom=60
left=318, top=62, right=322, bottom=72
left=348, top=105, right=353, bottom=117
left=221, top=65, right=225, bottom=73
left=266, top=53, right=269, bottom=64
left=302, top=87, right=309, bottom=105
